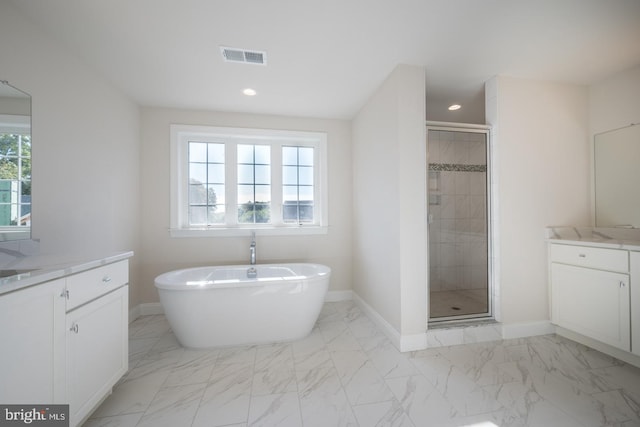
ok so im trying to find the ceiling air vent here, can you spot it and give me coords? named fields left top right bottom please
left=220, top=46, right=267, bottom=65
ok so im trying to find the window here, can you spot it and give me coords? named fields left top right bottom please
left=170, top=125, right=327, bottom=236
left=0, top=115, right=31, bottom=231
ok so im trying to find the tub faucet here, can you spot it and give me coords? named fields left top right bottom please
left=249, top=232, right=256, bottom=265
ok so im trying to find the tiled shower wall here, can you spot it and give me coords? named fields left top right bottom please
left=428, top=130, right=488, bottom=292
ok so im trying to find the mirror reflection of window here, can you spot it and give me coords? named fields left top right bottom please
left=0, top=128, right=31, bottom=227
left=0, top=80, right=32, bottom=241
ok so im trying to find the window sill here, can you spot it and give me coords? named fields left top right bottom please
left=169, top=226, right=328, bottom=238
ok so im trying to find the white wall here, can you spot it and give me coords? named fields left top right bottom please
left=485, top=76, right=590, bottom=325
left=138, top=108, right=352, bottom=304
left=352, top=64, right=427, bottom=345
left=0, top=2, right=142, bottom=305
left=589, top=64, right=640, bottom=136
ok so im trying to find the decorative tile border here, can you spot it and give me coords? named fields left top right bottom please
left=429, top=163, right=486, bottom=172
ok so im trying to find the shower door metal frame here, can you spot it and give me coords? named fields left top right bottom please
left=426, top=121, right=494, bottom=324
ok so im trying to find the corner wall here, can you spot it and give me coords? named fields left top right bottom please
left=0, top=2, right=142, bottom=306
left=485, top=76, right=590, bottom=326
left=352, top=64, right=427, bottom=349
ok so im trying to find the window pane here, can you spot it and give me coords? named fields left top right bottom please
left=206, top=184, right=219, bottom=205
left=238, top=184, right=255, bottom=204
left=189, top=206, right=207, bottom=225
left=299, top=185, right=314, bottom=201
left=237, top=165, right=254, bottom=184
left=254, top=145, right=270, bottom=164
left=0, top=158, right=18, bottom=179
left=254, top=184, right=271, bottom=203
left=281, top=146, right=314, bottom=223
left=208, top=206, right=225, bottom=224
left=21, top=158, right=31, bottom=179
left=237, top=144, right=271, bottom=224
left=208, top=143, right=224, bottom=163
left=282, top=146, right=297, bottom=165
left=283, top=203, right=298, bottom=223
left=299, top=202, right=314, bottom=222
left=283, top=166, right=298, bottom=185
left=189, top=142, right=207, bottom=162
left=298, top=166, right=313, bottom=186
left=207, top=164, right=225, bottom=183
left=189, top=163, right=207, bottom=184
left=188, top=142, right=225, bottom=227
left=210, top=184, right=225, bottom=205
left=237, top=144, right=254, bottom=164
left=189, top=184, right=207, bottom=204
left=21, top=181, right=31, bottom=197
left=299, top=147, right=313, bottom=166
left=255, top=165, right=270, bottom=185
left=255, top=203, right=271, bottom=223
left=283, top=185, right=298, bottom=202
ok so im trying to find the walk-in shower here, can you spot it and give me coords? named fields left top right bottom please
left=427, top=123, right=492, bottom=323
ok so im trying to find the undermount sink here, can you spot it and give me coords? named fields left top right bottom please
left=0, top=269, right=37, bottom=278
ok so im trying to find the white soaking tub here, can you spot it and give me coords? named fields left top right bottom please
left=154, top=263, right=330, bottom=348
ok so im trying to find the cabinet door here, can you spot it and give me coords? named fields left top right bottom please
left=551, top=263, right=630, bottom=351
left=631, top=252, right=640, bottom=356
left=0, top=279, right=66, bottom=403
left=66, top=286, right=128, bottom=426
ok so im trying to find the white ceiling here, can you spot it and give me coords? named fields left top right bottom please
left=10, top=0, right=640, bottom=122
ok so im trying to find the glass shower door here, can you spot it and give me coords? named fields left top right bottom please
left=427, top=126, right=491, bottom=322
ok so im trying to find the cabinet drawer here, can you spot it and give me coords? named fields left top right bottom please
left=549, top=244, right=628, bottom=272
left=66, top=261, right=128, bottom=311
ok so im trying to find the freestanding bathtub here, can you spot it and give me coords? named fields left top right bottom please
left=154, top=263, right=330, bottom=348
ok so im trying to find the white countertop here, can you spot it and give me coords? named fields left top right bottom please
left=0, top=251, right=134, bottom=296
left=546, top=226, right=640, bottom=251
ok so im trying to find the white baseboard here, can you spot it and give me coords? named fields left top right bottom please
left=501, top=320, right=555, bottom=340
left=352, top=293, right=418, bottom=352
left=129, top=292, right=351, bottom=323
left=128, top=305, right=141, bottom=324
left=325, top=290, right=353, bottom=302
left=140, top=302, right=164, bottom=315
left=129, top=302, right=164, bottom=322
left=556, top=327, right=640, bottom=369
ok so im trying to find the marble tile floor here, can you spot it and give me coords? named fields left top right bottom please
left=84, top=301, right=640, bottom=427
left=430, top=289, right=488, bottom=318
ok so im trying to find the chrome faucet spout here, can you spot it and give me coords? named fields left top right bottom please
left=250, top=232, right=256, bottom=265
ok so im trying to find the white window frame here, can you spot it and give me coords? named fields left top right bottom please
left=170, top=124, right=328, bottom=237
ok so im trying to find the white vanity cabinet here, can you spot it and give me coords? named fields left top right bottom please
left=549, top=243, right=631, bottom=351
left=0, top=278, right=66, bottom=403
left=632, top=251, right=640, bottom=356
left=65, top=260, right=129, bottom=427
left=0, top=254, right=130, bottom=427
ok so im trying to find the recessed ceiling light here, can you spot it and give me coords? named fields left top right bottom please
left=243, top=88, right=257, bottom=96
left=448, top=104, right=461, bottom=111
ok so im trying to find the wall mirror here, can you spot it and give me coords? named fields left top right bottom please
left=594, top=123, right=640, bottom=229
left=0, top=81, right=31, bottom=241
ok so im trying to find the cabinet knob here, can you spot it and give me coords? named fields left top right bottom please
left=578, top=254, right=586, bottom=258
left=102, top=276, right=112, bottom=283
left=620, top=281, right=626, bottom=288
left=60, top=289, right=69, bottom=299
left=70, top=323, right=79, bottom=334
